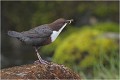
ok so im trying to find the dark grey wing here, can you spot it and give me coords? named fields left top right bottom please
left=34, top=25, right=53, bottom=37
left=21, top=30, right=40, bottom=38
left=21, top=25, right=53, bottom=38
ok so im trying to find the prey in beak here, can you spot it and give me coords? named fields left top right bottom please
left=66, top=19, right=74, bottom=24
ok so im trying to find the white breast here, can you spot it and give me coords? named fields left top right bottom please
left=51, top=23, right=67, bottom=42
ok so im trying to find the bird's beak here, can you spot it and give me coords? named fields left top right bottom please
left=66, top=19, right=73, bottom=24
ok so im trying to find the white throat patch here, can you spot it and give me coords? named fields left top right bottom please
left=51, top=23, right=67, bottom=42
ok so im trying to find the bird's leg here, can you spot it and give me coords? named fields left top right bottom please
left=34, top=47, right=42, bottom=62
left=34, top=47, right=48, bottom=64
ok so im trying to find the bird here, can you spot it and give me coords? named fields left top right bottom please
left=8, top=18, right=73, bottom=64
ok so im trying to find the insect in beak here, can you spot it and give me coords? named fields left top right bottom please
left=66, top=19, right=73, bottom=24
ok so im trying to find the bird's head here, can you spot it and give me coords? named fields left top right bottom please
left=49, top=18, right=73, bottom=31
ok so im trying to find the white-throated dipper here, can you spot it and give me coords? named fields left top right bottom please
left=8, top=18, right=73, bottom=64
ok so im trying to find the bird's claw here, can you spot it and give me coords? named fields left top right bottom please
left=34, top=59, right=49, bottom=65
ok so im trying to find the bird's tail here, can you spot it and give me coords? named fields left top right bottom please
left=8, top=31, right=22, bottom=38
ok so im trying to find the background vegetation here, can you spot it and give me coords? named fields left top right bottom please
left=1, top=1, right=119, bottom=79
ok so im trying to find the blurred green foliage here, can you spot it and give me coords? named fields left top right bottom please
left=92, top=22, right=119, bottom=33
left=77, top=1, right=119, bottom=17
left=53, top=28, right=118, bottom=68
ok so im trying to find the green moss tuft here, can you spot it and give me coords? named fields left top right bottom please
left=53, top=29, right=118, bottom=68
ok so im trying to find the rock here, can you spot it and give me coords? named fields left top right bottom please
left=0, top=61, right=80, bottom=79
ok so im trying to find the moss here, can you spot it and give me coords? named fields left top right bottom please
left=53, top=29, right=118, bottom=69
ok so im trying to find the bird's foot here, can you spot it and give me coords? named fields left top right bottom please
left=34, top=59, right=49, bottom=65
